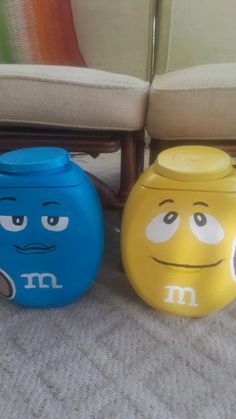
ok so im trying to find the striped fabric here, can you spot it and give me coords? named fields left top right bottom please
left=0, top=0, right=86, bottom=66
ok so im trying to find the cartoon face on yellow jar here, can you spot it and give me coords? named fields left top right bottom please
left=121, top=146, right=236, bottom=316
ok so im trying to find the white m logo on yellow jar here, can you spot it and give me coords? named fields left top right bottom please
left=164, top=285, right=198, bottom=307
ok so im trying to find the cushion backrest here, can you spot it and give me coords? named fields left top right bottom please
left=155, top=0, right=236, bottom=74
left=0, top=0, right=86, bottom=66
left=71, top=0, right=156, bottom=80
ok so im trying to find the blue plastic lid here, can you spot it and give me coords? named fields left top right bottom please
left=0, top=147, right=70, bottom=174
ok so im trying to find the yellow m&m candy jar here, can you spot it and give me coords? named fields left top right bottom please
left=121, top=146, right=236, bottom=316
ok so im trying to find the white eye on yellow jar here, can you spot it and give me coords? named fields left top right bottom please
left=146, top=211, right=224, bottom=245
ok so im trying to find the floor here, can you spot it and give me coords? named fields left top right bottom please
left=0, top=151, right=236, bottom=419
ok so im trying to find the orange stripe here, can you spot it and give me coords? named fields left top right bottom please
left=31, top=0, right=57, bottom=64
left=17, top=0, right=41, bottom=62
left=30, top=0, right=86, bottom=66
left=64, top=0, right=86, bottom=66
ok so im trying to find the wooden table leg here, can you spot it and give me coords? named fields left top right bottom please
left=119, top=132, right=140, bottom=203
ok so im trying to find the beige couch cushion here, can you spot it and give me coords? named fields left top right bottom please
left=155, top=0, right=236, bottom=74
left=0, top=64, right=149, bottom=131
left=71, top=0, right=156, bottom=80
left=146, top=63, right=236, bottom=140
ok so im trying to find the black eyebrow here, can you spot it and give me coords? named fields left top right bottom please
left=193, top=202, right=209, bottom=207
left=0, top=197, right=16, bottom=201
left=159, top=199, right=174, bottom=206
left=42, top=201, right=60, bottom=207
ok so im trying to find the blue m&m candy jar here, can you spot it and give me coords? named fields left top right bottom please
left=0, top=147, right=104, bottom=308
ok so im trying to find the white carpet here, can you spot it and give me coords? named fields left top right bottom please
left=1, top=153, right=236, bottom=419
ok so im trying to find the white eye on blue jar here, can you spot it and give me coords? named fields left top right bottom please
left=145, top=211, right=180, bottom=243
left=41, top=216, right=69, bottom=232
left=189, top=213, right=224, bottom=244
left=0, top=216, right=27, bottom=232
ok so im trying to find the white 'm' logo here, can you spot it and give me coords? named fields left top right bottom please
left=21, top=273, right=63, bottom=289
left=164, top=285, right=198, bottom=307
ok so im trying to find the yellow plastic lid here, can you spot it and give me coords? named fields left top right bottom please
left=155, top=146, right=232, bottom=181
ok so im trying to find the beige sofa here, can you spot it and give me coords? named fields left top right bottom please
left=147, top=0, right=236, bottom=161
left=0, top=0, right=155, bottom=207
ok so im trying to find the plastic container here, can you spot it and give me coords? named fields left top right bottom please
left=121, top=146, right=236, bottom=316
left=0, top=147, right=103, bottom=308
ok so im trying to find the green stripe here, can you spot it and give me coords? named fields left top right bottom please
left=0, top=1, right=17, bottom=63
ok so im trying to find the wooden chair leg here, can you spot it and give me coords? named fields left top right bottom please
left=136, top=130, right=145, bottom=175
left=149, top=138, right=160, bottom=165
left=119, top=131, right=144, bottom=203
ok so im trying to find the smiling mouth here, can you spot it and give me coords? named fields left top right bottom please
left=152, top=257, right=224, bottom=269
left=14, top=243, right=56, bottom=254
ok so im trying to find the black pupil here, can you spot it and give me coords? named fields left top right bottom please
left=163, top=211, right=178, bottom=224
left=12, top=216, right=24, bottom=226
left=194, top=212, right=207, bottom=227
left=47, top=216, right=59, bottom=226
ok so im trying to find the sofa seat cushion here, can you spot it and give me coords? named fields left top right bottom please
left=147, top=63, right=236, bottom=140
left=0, top=64, right=149, bottom=131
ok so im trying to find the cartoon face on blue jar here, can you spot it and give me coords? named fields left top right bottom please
left=0, top=148, right=104, bottom=308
